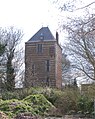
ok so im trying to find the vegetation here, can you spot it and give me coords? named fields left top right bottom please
left=0, top=26, right=24, bottom=91
left=0, top=43, right=6, bottom=56
left=52, top=0, right=95, bottom=84
left=0, top=92, right=54, bottom=118
left=23, top=94, right=55, bottom=115
left=0, top=87, right=94, bottom=118
left=0, top=99, right=34, bottom=118
left=0, top=111, right=9, bottom=119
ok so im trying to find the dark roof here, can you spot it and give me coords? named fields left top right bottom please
left=27, top=27, right=56, bottom=42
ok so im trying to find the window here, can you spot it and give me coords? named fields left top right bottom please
left=40, top=33, right=44, bottom=40
left=32, top=64, right=35, bottom=76
left=46, top=76, right=49, bottom=86
left=49, top=46, right=55, bottom=57
left=37, top=44, right=43, bottom=53
left=45, top=60, right=50, bottom=72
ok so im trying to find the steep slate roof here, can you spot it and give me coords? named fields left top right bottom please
left=28, top=27, right=56, bottom=42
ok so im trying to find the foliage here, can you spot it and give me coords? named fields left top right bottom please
left=23, top=94, right=54, bottom=115
left=1, top=87, right=46, bottom=100
left=45, top=88, right=79, bottom=114
left=0, top=93, right=54, bottom=118
left=1, top=91, right=20, bottom=100
left=44, top=87, right=94, bottom=117
left=77, top=95, right=94, bottom=115
left=0, top=111, right=9, bottom=119
left=0, top=87, right=95, bottom=118
left=44, top=89, right=63, bottom=105
left=0, top=99, right=35, bottom=118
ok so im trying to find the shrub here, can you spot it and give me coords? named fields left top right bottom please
left=54, top=90, right=79, bottom=114
left=0, top=99, right=35, bottom=118
left=0, top=111, right=9, bottom=119
left=0, top=94, right=54, bottom=118
left=1, top=91, right=20, bottom=100
left=44, top=88, right=62, bottom=105
left=23, top=94, right=55, bottom=115
left=1, top=87, right=46, bottom=100
left=44, top=88, right=80, bottom=115
left=77, top=95, right=94, bottom=116
left=0, top=87, right=94, bottom=118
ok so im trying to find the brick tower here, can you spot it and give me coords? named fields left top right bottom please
left=25, top=27, right=62, bottom=88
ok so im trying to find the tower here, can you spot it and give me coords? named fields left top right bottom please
left=25, top=27, right=62, bottom=88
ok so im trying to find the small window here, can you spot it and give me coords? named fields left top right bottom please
left=37, top=44, right=43, bottom=53
left=49, top=46, right=55, bottom=57
left=46, top=76, right=49, bottom=86
left=32, top=64, right=35, bottom=76
left=45, top=60, right=50, bottom=72
left=40, top=33, right=44, bottom=40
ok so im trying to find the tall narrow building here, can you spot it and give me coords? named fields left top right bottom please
left=25, top=27, right=62, bottom=88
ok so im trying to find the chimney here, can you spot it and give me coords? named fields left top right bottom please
left=56, top=31, right=59, bottom=43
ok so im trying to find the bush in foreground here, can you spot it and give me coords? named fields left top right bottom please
left=0, top=94, right=54, bottom=118
left=23, top=94, right=55, bottom=115
left=0, top=111, right=9, bottom=119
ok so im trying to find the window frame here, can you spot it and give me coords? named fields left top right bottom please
left=45, top=60, right=50, bottom=72
left=32, top=63, right=35, bottom=76
left=46, top=76, right=49, bottom=86
left=37, top=44, right=43, bottom=54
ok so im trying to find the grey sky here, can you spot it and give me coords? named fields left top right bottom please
left=0, top=0, right=61, bottom=44
left=0, top=0, right=94, bottom=45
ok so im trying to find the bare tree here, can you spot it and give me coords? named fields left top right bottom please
left=0, top=27, right=24, bottom=91
left=62, top=53, right=81, bottom=87
left=62, top=14, right=95, bottom=81
left=62, top=53, right=72, bottom=85
left=52, top=0, right=95, bottom=12
left=51, top=0, right=95, bottom=84
left=0, top=43, right=6, bottom=89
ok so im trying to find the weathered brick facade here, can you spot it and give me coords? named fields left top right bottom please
left=25, top=27, right=62, bottom=88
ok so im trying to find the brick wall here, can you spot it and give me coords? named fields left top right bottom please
left=55, top=44, right=62, bottom=88
left=25, top=41, right=62, bottom=88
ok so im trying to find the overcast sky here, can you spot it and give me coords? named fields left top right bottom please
left=0, top=0, right=61, bottom=44
left=0, top=0, right=94, bottom=45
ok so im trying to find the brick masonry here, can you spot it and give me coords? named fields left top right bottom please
left=25, top=29, right=62, bottom=89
